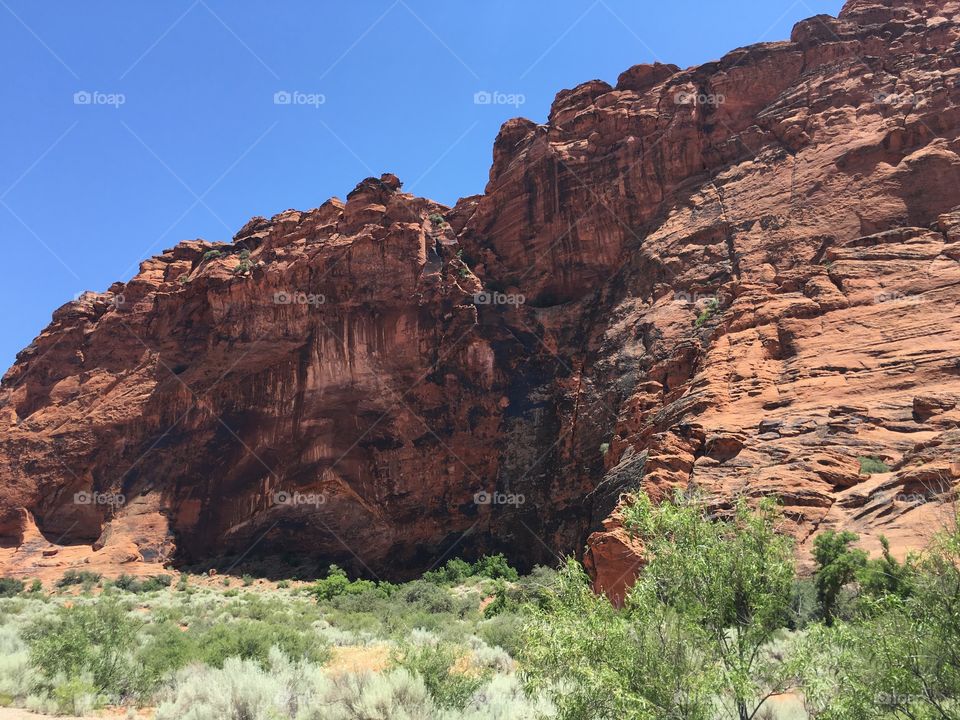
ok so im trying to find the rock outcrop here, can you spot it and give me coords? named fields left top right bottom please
left=3, top=0, right=960, bottom=595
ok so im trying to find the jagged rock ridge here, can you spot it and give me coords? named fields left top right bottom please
left=2, top=0, right=960, bottom=595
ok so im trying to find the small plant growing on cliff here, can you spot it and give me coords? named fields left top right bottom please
left=694, top=297, right=720, bottom=328
left=234, top=259, right=252, bottom=275
left=429, top=212, right=448, bottom=228
left=238, top=249, right=251, bottom=260
left=202, top=249, right=223, bottom=261
left=176, top=274, right=189, bottom=286
left=858, top=455, right=892, bottom=474
left=599, top=442, right=610, bottom=457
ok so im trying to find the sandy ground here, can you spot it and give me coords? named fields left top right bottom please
left=0, top=711, right=152, bottom=720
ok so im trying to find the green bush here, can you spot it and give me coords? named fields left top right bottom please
left=23, top=597, right=139, bottom=699
left=392, top=641, right=487, bottom=710
left=858, top=455, right=892, bottom=474
left=0, top=578, right=24, bottom=598
left=202, top=249, right=223, bottom=261
left=55, top=570, right=102, bottom=591
left=113, top=574, right=173, bottom=593
left=423, top=554, right=519, bottom=585
left=799, top=519, right=960, bottom=718
left=199, top=619, right=329, bottom=668
left=309, top=565, right=378, bottom=602
left=695, top=297, right=720, bottom=328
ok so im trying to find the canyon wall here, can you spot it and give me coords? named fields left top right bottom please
left=3, top=0, right=960, bottom=594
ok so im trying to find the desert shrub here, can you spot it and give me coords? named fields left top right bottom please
left=399, top=580, right=455, bottom=614
left=23, top=597, right=139, bottom=700
left=0, top=579, right=24, bottom=598
left=0, top=622, right=32, bottom=703
left=856, top=535, right=915, bottom=602
left=458, top=673, right=556, bottom=720
left=134, top=621, right=201, bottom=694
left=473, top=555, right=519, bottom=582
left=313, top=669, right=437, bottom=720
left=199, top=618, right=329, bottom=668
left=113, top=574, right=173, bottom=594
left=788, top=577, right=819, bottom=629
left=695, top=297, right=720, bottom=328
left=55, top=570, right=102, bottom=590
left=202, top=249, right=223, bottom=261
left=392, top=641, right=488, bottom=710
left=51, top=676, right=100, bottom=716
left=858, top=455, right=892, bottom=474
left=522, top=559, right=715, bottom=720
left=425, top=558, right=474, bottom=584
left=476, top=612, right=525, bottom=657
left=156, top=650, right=324, bottom=720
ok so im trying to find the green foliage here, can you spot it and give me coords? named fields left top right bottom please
left=202, top=249, right=223, bottom=261
left=429, top=212, right=448, bottom=228
left=55, top=570, right=102, bottom=590
left=813, top=530, right=867, bottom=625
left=23, top=597, right=139, bottom=699
left=242, top=574, right=254, bottom=587
left=856, top=535, right=915, bottom=602
left=423, top=554, right=519, bottom=585
left=238, top=248, right=251, bottom=260
left=858, top=455, right=892, bottom=474
left=198, top=619, right=329, bottom=668
left=308, top=565, right=380, bottom=602
left=112, top=574, right=173, bottom=593
left=392, top=641, right=487, bottom=710
left=522, top=558, right=716, bottom=720
left=695, top=297, right=720, bottom=328
left=0, top=579, right=24, bottom=598
left=788, top=577, right=820, bottom=629
left=234, top=258, right=252, bottom=275
left=800, top=519, right=960, bottom=718
left=524, top=492, right=799, bottom=720
left=135, top=622, right=199, bottom=694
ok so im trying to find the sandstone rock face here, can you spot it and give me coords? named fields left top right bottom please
left=3, top=0, right=960, bottom=593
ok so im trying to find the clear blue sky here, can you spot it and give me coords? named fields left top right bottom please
left=0, top=0, right=843, bottom=374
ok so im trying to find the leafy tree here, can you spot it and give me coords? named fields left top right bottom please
left=801, top=520, right=960, bottom=718
left=623, top=492, right=797, bottom=720
left=856, top=535, right=914, bottom=602
left=813, top=530, right=867, bottom=625
left=523, top=492, right=800, bottom=720
left=522, top=558, right=716, bottom=720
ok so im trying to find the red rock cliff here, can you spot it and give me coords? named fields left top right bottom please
left=3, top=0, right=960, bottom=590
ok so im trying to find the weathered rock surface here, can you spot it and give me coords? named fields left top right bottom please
left=3, top=0, right=960, bottom=593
